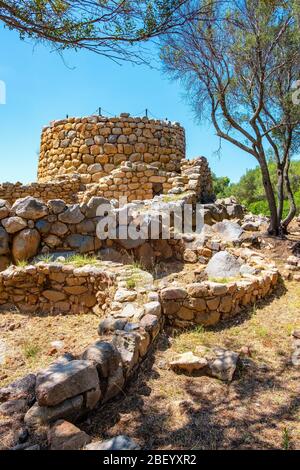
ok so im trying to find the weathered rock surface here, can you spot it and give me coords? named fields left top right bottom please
left=58, top=205, right=85, bottom=224
left=24, top=395, right=84, bottom=430
left=213, top=220, right=243, bottom=242
left=0, top=227, right=9, bottom=255
left=48, top=420, right=91, bottom=450
left=208, top=348, right=239, bottom=382
left=0, top=373, right=36, bottom=404
left=2, top=216, right=27, bottom=233
left=169, top=352, right=208, bottom=374
left=36, top=360, right=99, bottom=406
left=12, top=228, right=40, bottom=261
left=12, top=197, right=48, bottom=220
left=82, top=341, right=121, bottom=378
left=205, top=251, right=242, bottom=279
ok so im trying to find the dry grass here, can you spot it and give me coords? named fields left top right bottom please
left=0, top=309, right=100, bottom=387
left=81, top=280, right=300, bottom=450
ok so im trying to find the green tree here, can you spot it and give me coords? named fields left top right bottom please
left=212, top=173, right=231, bottom=199
left=161, top=0, right=300, bottom=235
left=0, top=0, right=206, bottom=62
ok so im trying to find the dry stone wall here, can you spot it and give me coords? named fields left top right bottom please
left=0, top=176, right=83, bottom=206
left=38, top=115, right=185, bottom=183
left=0, top=263, right=115, bottom=315
left=160, top=270, right=279, bottom=328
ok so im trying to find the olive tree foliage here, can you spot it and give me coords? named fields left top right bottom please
left=161, top=0, right=300, bottom=235
left=0, top=0, right=207, bottom=62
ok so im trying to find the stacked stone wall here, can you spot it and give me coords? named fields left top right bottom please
left=38, top=115, right=185, bottom=183
left=0, top=176, right=83, bottom=205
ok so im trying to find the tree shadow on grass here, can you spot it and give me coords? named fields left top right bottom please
left=81, top=328, right=300, bottom=450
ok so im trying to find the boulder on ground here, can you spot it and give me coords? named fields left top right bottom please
left=205, top=251, right=242, bottom=279
left=0, top=373, right=36, bottom=404
left=207, top=347, right=239, bottom=382
left=36, top=360, right=99, bottom=407
left=169, top=352, right=208, bottom=374
left=213, top=220, right=243, bottom=242
left=48, top=420, right=91, bottom=450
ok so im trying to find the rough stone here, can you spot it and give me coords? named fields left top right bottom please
left=12, top=228, right=41, bottom=261
left=0, top=227, right=9, bottom=255
left=2, top=216, right=27, bottom=233
left=12, top=197, right=48, bottom=220
left=169, top=352, right=208, bottom=374
left=58, top=205, right=85, bottom=224
left=82, top=341, right=121, bottom=378
left=48, top=420, right=91, bottom=450
left=36, top=360, right=99, bottom=406
left=205, top=251, right=242, bottom=279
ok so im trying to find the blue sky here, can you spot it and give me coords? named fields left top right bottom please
left=0, top=26, right=256, bottom=184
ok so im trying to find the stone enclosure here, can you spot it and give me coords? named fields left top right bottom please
left=0, top=113, right=282, bottom=450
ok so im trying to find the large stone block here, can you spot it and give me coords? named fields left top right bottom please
left=36, top=360, right=99, bottom=406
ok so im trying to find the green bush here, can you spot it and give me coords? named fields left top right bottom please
left=213, top=160, right=300, bottom=217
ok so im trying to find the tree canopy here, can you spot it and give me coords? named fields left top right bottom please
left=0, top=0, right=207, bottom=62
left=161, top=0, right=300, bottom=234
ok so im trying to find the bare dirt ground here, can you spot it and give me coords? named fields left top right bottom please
left=80, top=225, right=300, bottom=450
left=81, top=280, right=300, bottom=450
left=0, top=310, right=99, bottom=387
left=1, top=224, right=300, bottom=449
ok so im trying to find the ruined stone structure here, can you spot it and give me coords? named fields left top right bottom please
left=0, top=114, right=214, bottom=205
left=38, top=115, right=186, bottom=182
left=0, top=113, right=284, bottom=451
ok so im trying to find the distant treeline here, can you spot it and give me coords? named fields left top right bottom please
left=213, top=160, right=300, bottom=217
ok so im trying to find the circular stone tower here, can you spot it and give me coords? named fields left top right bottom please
left=38, top=114, right=186, bottom=183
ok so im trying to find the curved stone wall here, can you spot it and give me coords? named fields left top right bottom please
left=38, top=115, right=185, bottom=183
left=160, top=270, right=279, bottom=328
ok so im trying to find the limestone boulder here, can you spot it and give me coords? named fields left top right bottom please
left=85, top=196, right=112, bottom=218
left=24, top=395, right=84, bottom=431
left=48, top=199, right=67, bottom=215
left=213, top=220, right=243, bottom=242
left=11, top=197, right=48, bottom=220
left=66, top=234, right=94, bottom=253
left=112, top=331, right=140, bottom=375
left=12, top=228, right=40, bottom=262
left=169, top=352, right=208, bottom=374
left=36, top=360, right=99, bottom=407
left=205, top=251, right=242, bottom=279
left=208, top=348, right=239, bottom=382
left=81, top=341, right=121, bottom=378
left=0, top=373, right=36, bottom=404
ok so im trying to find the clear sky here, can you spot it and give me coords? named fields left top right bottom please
left=0, top=26, right=257, bottom=184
